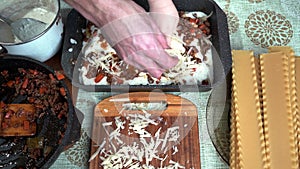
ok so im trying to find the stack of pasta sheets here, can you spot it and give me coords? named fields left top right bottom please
left=230, top=46, right=300, bottom=169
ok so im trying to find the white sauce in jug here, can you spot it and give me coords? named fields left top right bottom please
left=22, top=7, right=56, bottom=26
left=13, top=7, right=57, bottom=42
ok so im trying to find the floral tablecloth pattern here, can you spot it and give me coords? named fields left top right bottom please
left=215, top=0, right=299, bottom=56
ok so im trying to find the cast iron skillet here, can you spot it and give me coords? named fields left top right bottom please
left=61, top=0, right=232, bottom=92
left=0, top=55, right=82, bottom=169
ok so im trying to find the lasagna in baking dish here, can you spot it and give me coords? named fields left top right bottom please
left=79, top=11, right=213, bottom=86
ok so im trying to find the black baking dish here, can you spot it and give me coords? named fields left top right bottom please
left=61, top=0, right=232, bottom=92
left=0, top=55, right=82, bottom=169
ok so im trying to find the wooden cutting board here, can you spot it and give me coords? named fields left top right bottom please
left=89, top=92, right=201, bottom=169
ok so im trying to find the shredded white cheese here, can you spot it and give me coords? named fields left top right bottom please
left=89, top=107, right=192, bottom=168
left=79, top=11, right=213, bottom=85
left=70, top=38, right=77, bottom=45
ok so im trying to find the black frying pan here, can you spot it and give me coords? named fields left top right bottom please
left=0, top=55, right=82, bottom=169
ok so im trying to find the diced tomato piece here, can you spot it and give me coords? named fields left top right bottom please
left=59, top=87, right=66, bottom=96
left=22, top=78, right=29, bottom=89
left=29, top=69, right=38, bottom=75
left=6, top=80, right=15, bottom=88
left=198, top=23, right=206, bottom=29
left=39, top=87, right=47, bottom=94
left=15, top=77, right=20, bottom=84
left=189, top=18, right=198, bottom=24
left=94, top=73, right=105, bottom=83
left=55, top=71, right=65, bottom=80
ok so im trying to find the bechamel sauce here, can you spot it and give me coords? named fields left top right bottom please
left=22, top=7, right=56, bottom=25
left=14, top=7, right=56, bottom=43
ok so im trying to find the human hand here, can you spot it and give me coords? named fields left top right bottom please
left=64, top=0, right=179, bottom=78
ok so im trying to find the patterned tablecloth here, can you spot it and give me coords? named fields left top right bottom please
left=51, top=0, right=299, bottom=168
left=214, top=0, right=300, bottom=56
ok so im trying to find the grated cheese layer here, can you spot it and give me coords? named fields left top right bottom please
left=79, top=11, right=213, bottom=86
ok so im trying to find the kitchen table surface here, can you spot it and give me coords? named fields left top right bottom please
left=47, top=52, right=229, bottom=169
left=49, top=0, right=300, bottom=168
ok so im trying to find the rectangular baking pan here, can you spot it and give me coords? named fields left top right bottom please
left=61, top=0, right=232, bottom=92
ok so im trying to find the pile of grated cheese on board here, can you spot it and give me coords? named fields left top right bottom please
left=89, top=102, right=196, bottom=169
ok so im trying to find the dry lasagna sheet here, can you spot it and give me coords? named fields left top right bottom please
left=79, top=11, right=213, bottom=86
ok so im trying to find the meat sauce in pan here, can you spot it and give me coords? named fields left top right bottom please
left=0, top=68, right=68, bottom=169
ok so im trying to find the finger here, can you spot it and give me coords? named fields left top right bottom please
left=130, top=33, right=178, bottom=68
left=142, top=47, right=178, bottom=70
left=150, top=13, right=179, bottom=37
left=147, top=0, right=178, bottom=17
left=147, top=0, right=179, bottom=39
left=64, top=0, right=99, bottom=25
left=100, top=13, right=161, bottom=46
